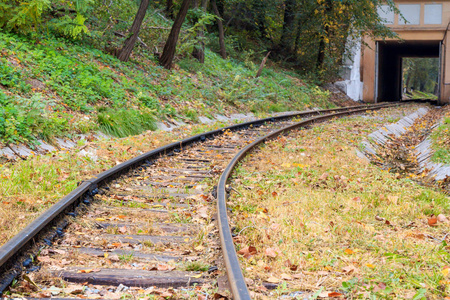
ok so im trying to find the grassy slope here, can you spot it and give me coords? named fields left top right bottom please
left=0, top=30, right=332, bottom=147
left=431, top=110, right=450, bottom=164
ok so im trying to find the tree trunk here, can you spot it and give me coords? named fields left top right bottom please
left=405, top=71, right=412, bottom=92
left=160, top=0, right=192, bottom=69
left=279, top=0, right=296, bottom=54
left=216, top=0, right=224, bottom=17
left=211, top=0, right=226, bottom=59
left=317, top=37, right=326, bottom=68
left=192, top=0, right=208, bottom=63
left=116, top=0, right=150, bottom=62
left=166, top=0, right=174, bottom=19
left=316, top=0, right=332, bottom=69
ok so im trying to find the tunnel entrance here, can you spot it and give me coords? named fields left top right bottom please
left=376, top=40, right=441, bottom=102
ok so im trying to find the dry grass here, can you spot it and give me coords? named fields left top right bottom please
left=0, top=120, right=232, bottom=246
left=230, top=105, right=450, bottom=299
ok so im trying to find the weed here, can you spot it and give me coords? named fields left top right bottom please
left=118, top=253, right=134, bottom=262
left=97, top=108, right=156, bottom=138
left=431, top=115, right=450, bottom=164
left=142, top=240, right=153, bottom=248
left=184, top=261, right=208, bottom=272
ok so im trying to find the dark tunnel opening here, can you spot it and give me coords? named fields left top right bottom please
left=376, top=40, right=441, bottom=102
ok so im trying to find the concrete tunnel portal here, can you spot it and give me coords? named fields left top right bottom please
left=376, top=40, right=441, bottom=102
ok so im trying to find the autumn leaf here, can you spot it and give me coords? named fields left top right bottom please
left=438, top=214, right=448, bottom=223
left=265, top=247, right=279, bottom=258
left=197, top=206, right=209, bottom=219
left=344, top=248, right=354, bottom=255
left=342, top=265, right=357, bottom=274
left=194, top=245, right=204, bottom=251
left=284, top=259, right=298, bottom=271
left=266, top=276, right=279, bottom=283
left=280, top=273, right=292, bottom=280
left=328, top=292, right=344, bottom=298
left=270, top=223, right=280, bottom=231
left=157, top=264, right=175, bottom=271
left=77, top=269, right=100, bottom=274
left=237, top=246, right=257, bottom=259
left=109, top=254, right=120, bottom=262
left=37, top=256, right=53, bottom=263
left=428, top=215, right=438, bottom=226
left=373, top=282, right=387, bottom=292
left=319, top=172, right=329, bottom=181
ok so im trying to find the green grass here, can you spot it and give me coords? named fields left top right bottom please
left=184, top=261, right=209, bottom=272
left=0, top=30, right=332, bottom=146
left=408, top=90, right=438, bottom=100
left=118, top=253, right=134, bottom=262
left=431, top=116, right=450, bottom=164
left=97, top=108, right=157, bottom=138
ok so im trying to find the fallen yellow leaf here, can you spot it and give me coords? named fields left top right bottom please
left=266, top=276, right=280, bottom=283
left=344, top=249, right=354, bottom=255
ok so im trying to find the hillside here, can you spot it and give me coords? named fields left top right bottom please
left=0, top=30, right=334, bottom=152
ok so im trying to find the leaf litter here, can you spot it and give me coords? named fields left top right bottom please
left=228, top=105, right=450, bottom=299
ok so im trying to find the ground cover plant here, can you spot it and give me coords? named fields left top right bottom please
left=228, top=105, right=450, bottom=299
left=0, top=29, right=331, bottom=147
left=431, top=109, right=450, bottom=165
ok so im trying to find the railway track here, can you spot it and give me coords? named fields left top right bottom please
left=0, top=103, right=401, bottom=299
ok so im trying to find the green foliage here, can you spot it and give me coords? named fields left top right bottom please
left=0, top=22, right=333, bottom=145
left=0, top=92, right=35, bottom=144
left=0, top=0, right=90, bottom=39
left=3, top=0, right=51, bottom=31
left=431, top=117, right=450, bottom=164
left=403, top=58, right=439, bottom=99
left=48, top=13, right=89, bottom=39
left=178, top=8, right=217, bottom=56
left=97, top=108, right=157, bottom=138
left=0, top=91, right=71, bottom=144
left=221, top=0, right=397, bottom=78
left=178, top=50, right=333, bottom=113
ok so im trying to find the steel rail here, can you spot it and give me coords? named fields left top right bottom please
left=0, top=102, right=399, bottom=296
left=216, top=104, right=401, bottom=299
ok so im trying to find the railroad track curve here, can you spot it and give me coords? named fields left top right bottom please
left=0, top=103, right=401, bottom=299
